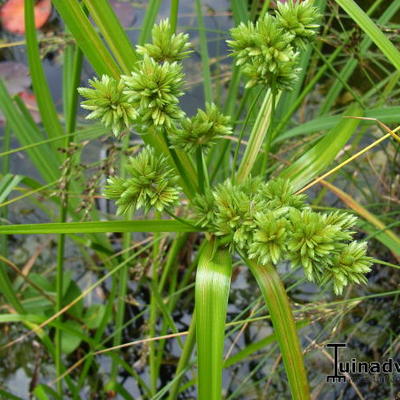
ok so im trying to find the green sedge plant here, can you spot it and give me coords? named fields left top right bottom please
left=74, top=3, right=372, bottom=399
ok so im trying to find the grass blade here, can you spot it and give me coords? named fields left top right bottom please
left=321, top=180, right=400, bottom=259
left=280, top=103, right=362, bottom=190
left=335, top=0, right=400, bottom=72
left=170, top=0, right=180, bottom=33
left=195, top=0, right=212, bottom=103
left=224, top=319, right=309, bottom=368
left=138, top=0, right=162, bottom=45
left=196, top=240, right=232, bottom=400
left=0, top=81, right=60, bottom=183
left=25, top=0, right=64, bottom=146
left=0, top=220, right=199, bottom=234
left=247, top=260, right=310, bottom=400
left=51, top=0, right=121, bottom=78
left=275, top=106, right=400, bottom=143
left=83, top=0, right=138, bottom=73
left=236, top=91, right=276, bottom=183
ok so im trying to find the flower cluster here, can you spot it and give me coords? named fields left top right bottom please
left=276, top=0, right=321, bottom=49
left=192, top=178, right=372, bottom=295
left=122, top=56, right=185, bottom=129
left=78, top=75, right=138, bottom=136
left=104, top=146, right=181, bottom=214
left=170, top=103, right=232, bottom=153
left=136, top=18, right=192, bottom=62
left=227, top=0, right=319, bottom=91
left=79, top=19, right=190, bottom=136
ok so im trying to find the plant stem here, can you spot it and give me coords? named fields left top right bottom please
left=196, top=239, right=232, bottom=400
left=196, top=148, right=205, bottom=193
left=150, top=217, right=161, bottom=395
left=236, top=90, right=280, bottom=183
left=167, top=314, right=196, bottom=400
left=247, top=259, right=310, bottom=400
left=170, top=0, right=180, bottom=33
left=231, top=87, right=263, bottom=182
left=110, top=134, right=131, bottom=388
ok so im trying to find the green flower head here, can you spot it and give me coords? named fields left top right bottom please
left=288, top=209, right=353, bottom=281
left=122, top=56, right=185, bottom=129
left=329, top=242, right=372, bottom=295
left=249, top=211, right=288, bottom=265
left=78, top=75, right=138, bottom=136
left=191, top=188, right=216, bottom=229
left=257, top=178, right=307, bottom=211
left=190, top=177, right=372, bottom=295
left=227, top=15, right=300, bottom=91
left=104, top=146, right=180, bottom=214
left=170, top=103, right=232, bottom=153
left=275, top=0, right=321, bottom=49
left=136, top=18, right=193, bottom=63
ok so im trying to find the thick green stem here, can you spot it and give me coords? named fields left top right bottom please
left=236, top=90, right=281, bottom=183
left=247, top=260, right=310, bottom=400
left=149, top=225, right=161, bottom=395
left=167, top=314, right=196, bottom=400
left=196, top=240, right=232, bottom=400
left=169, top=0, right=180, bottom=33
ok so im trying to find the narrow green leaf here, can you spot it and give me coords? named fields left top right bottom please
left=275, top=106, right=400, bottom=144
left=280, top=103, right=363, bottom=190
left=25, top=0, right=64, bottom=145
left=195, top=0, right=212, bottom=103
left=0, top=125, right=109, bottom=158
left=0, top=389, right=23, bottom=400
left=0, top=81, right=60, bottom=183
left=224, top=319, right=309, bottom=368
left=167, top=315, right=196, bottom=400
left=247, top=260, right=310, bottom=400
left=237, top=91, right=278, bottom=183
left=169, top=0, right=180, bottom=33
left=0, top=220, right=199, bottom=234
left=0, top=174, right=23, bottom=203
left=320, top=1, right=400, bottom=115
left=83, top=0, right=137, bottom=73
left=138, top=0, right=162, bottom=45
left=51, top=0, right=121, bottom=78
left=335, top=0, right=400, bottom=72
left=196, top=240, right=232, bottom=400
left=33, top=384, right=62, bottom=400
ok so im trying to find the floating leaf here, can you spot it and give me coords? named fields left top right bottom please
left=0, top=0, right=52, bottom=35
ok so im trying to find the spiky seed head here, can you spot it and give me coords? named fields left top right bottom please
left=275, top=0, right=321, bottom=49
left=122, top=56, right=185, bottom=130
left=257, top=178, right=307, bottom=211
left=104, top=146, right=181, bottom=214
left=136, top=18, right=193, bottom=62
left=227, top=14, right=300, bottom=92
left=249, top=211, right=288, bottom=265
left=329, top=242, right=372, bottom=295
left=170, top=103, right=232, bottom=153
left=78, top=75, right=138, bottom=136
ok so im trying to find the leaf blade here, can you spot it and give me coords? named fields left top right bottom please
left=196, top=240, right=232, bottom=400
left=0, top=220, right=200, bottom=234
left=247, top=260, right=310, bottom=400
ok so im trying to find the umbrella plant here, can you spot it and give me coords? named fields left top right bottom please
left=5, top=0, right=400, bottom=398
left=75, top=2, right=371, bottom=398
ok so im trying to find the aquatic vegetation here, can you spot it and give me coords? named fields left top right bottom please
left=2, top=1, right=400, bottom=399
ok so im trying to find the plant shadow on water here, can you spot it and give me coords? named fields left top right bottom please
left=0, top=0, right=400, bottom=399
